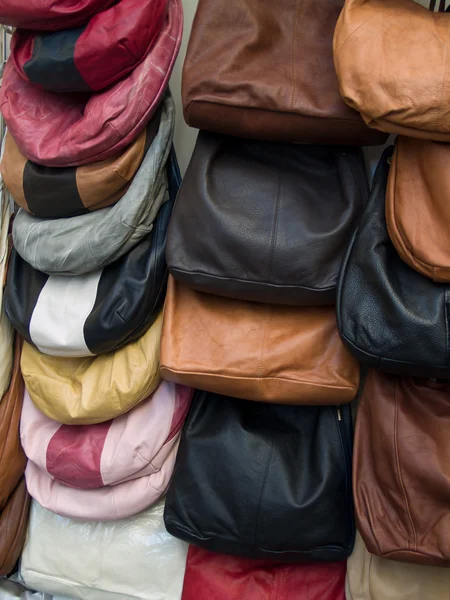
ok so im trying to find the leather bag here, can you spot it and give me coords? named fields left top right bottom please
left=21, top=313, right=162, bottom=425
left=11, top=0, right=167, bottom=93
left=338, top=148, right=450, bottom=378
left=0, top=478, right=30, bottom=577
left=161, top=277, right=360, bottom=404
left=12, top=98, right=174, bottom=277
left=182, top=0, right=387, bottom=145
left=0, top=337, right=26, bottom=513
left=20, top=383, right=192, bottom=489
left=182, top=546, right=346, bottom=600
left=1, top=125, right=156, bottom=219
left=0, top=172, right=13, bottom=400
left=354, top=369, right=450, bottom=567
left=0, top=0, right=181, bottom=168
left=386, top=136, right=450, bottom=282
left=167, top=132, right=368, bottom=305
left=20, top=498, right=188, bottom=599
left=334, top=0, right=450, bottom=141
left=346, top=532, right=450, bottom=600
left=164, top=390, right=354, bottom=561
left=5, top=171, right=176, bottom=356
left=0, top=0, right=115, bottom=31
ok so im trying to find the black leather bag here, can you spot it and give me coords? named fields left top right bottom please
left=338, top=147, right=450, bottom=378
left=5, top=148, right=181, bottom=357
left=164, top=391, right=354, bottom=562
left=166, top=132, right=368, bottom=305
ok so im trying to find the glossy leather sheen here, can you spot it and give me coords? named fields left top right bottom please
left=354, top=370, right=450, bottom=567
left=21, top=383, right=192, bottom=489
left=21, top=313, right=162, bottom=425
left=12, top=99, right=174, bottom=277
left=346, top=532, right=450, bottom=600
left=1, top=127, right=151, bottom=218
left=0, top=0, right=115, bottom=31
left=0, top=478, right=30, bottom=577
left=338, top=148, right=450, bottom=378
left=0, top=337, right=26, bottom=513
left=386, top=137, right=450, bottom=282
left=0, top=175, right=13, bottom=400
left=0, top=0, right=182, bottom=168
left=182, top=546, right=346, bottom=600
left=167, top=132, right=368, bottom=305
left=11, top=0, right=167, bottom=92
left=183, top=0, right=387, bottom=145
left=5, top=161, right=177, bottom=356
left=165, top=391, right=354, bottom=561
left=161, top=277, right=360, bottom=404
left=20, top=498, right=188, bottom=599
left=334, top=0, right=450, bottom=141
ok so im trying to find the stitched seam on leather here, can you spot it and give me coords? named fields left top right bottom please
left=365, top=551, right=373, bottom=600
left=253, top=440, right=274, bottom=547
left=272, top=567, right=284, bottom=600
left=334, top=15, right=377, bottom=54
left=290, top=0, right=301, bottom=109
left=393, top=381, right=417, bottom=552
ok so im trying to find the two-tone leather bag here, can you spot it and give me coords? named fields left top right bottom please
left=0, top=173, right=13, bottom=400
left=165, top=390, right=354, bottom=561
left=161, top=277, right=360, bottom=404
left=182, top=0, right=386, bottom=145
left=167, top=132, right=368, bottom=305
left=354, top=370, right=450, bottom=566
left=11, top=0, right=167, bottom=92
left=0, top=479, right=30, bottom=577
left=338, top=148, right=450, bottom=378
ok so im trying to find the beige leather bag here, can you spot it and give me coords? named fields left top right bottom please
left=346, top=533, right=450, bottom=600
left=334, top=0, right=450, bottom=140
left=0, top=173, right=13, bottom=401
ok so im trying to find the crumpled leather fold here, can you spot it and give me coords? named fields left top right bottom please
left=0, top=478, right=30, bottom=577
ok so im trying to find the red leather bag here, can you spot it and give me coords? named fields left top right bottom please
left=11, top=0, right=168, bottom=92
left=182, top=546, right=346, bottom=600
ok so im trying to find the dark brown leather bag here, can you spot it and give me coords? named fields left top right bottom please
left=182, top=0, right=387, bottom=145
left=160, top=277, right=360, bottom=404
left=0, top=336, right=26, bottom=512
left=0, top=478, right=30, bottom=576
left=355, top=369, right=450, bottom=566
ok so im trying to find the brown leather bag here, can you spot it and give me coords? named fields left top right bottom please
left=160, top=277, right=360, bottom=404
left=0, top=478, right=30, bottom=577
left=0, top=336, right=26, bottom=512
left=386, top=137, right=450, bottom=282
left=334, top=0, right=450, bottom=141
left=355, top=369, right=450, bottom=566
left=182, top=0, right=387, bottom=145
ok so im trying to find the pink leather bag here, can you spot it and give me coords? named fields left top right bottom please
left=0, top=0, right=182, bottom=167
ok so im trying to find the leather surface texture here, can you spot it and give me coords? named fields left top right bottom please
left=167, top=132, right=368, bottom=305
left=20, top=383, right=192, bottom=489
left=12, top=96, right=174, bottom=276
left=11, top=0, right=168, bottom=92
left=0, top=173, right=13, bottom=400
left=161, top=277, right=360, bottom=404
left=165, top=390, right=354, bottom=561
left=354, top=369, right=450, bottom=567
left=21, top=312, right=162, bottom=425
left=346, top=532, right=450, bottom=600
left=0, top=337, right=26, bottom=513
left=0, top=478, right=30, bottom=577
left=0, top=0, right=181, bottom=167
left=0, top=0, right=115, bottom=31
left=182, top=0, right=387, bottom=145
left=182, top=546, right=346, bottom=600
left=386, top=136, right=450, bottom=282
left=1, top=125, right=153, bottom=218
left=20, top=498, right=188, bottom=599
left=334, top=0, right=450, bottom=140
left=337, top=147, right=450, bottom=378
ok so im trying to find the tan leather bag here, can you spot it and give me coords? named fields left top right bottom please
left=346, top=532, right=450, bottom=600
left=354, top=369, right=450, bottom=566
left=182, top=0, right=387, bottom=145
left=0, top=478, right=30, bottom=577
left=386, top=137, right=450, bottom=282
left=160, top=277, right=360, bottom=404
left=334, top=0, right=450, bottom=140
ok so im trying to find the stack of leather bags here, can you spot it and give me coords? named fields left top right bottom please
left=158, top=0, right=386, bottom=598
left=0, top=1, right=194, bottom=597
left=332, top=0, right=450, bottom=597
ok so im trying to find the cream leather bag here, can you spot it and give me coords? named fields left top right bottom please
left=0, top=171, right=13, bottom=400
